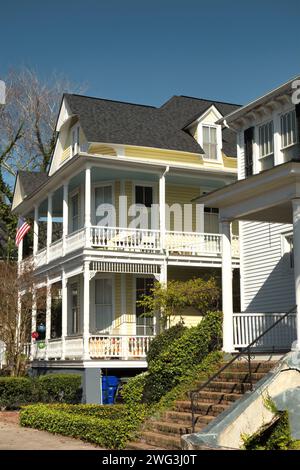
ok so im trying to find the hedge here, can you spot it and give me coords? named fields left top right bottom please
left=144, top=311, right=222, bottom=402
left=146, top=323, right=187, bottom=365
left=0, top=374, right=82, bottom=409
left=20, top=403, right=145, bottom=449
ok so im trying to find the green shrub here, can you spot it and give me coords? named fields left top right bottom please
left=20, top=403, right=145, bottom=449
left=37, top=374, right=82, bottom=403
left=0, top=374, right=82, bottom=409
left=0, top=377, right=35, bottom=409
left=243, top=411, right=294, bottom=450
left=146, top=323, right=187, bottom=365
left=121, top=372, right=148, bottom=408
left=144, top=311, right=222, bottom=403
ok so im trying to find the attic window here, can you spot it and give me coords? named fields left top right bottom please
left=202, top=125, right=217, bottom=160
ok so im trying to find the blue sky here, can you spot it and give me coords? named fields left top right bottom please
left=1, top=0, right=300, bottom=107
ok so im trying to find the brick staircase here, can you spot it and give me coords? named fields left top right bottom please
left=127, top=360, right=276, bottom=450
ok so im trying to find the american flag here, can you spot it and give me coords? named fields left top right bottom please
left=15, top=217, right=31, bottom=246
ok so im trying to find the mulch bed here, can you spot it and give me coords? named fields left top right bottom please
left=0, top=411, right=20, bottom=425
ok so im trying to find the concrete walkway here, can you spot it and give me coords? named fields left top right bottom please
left=0, top=412, right=100, bottom=450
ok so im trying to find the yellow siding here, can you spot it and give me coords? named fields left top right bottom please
left=114, top=181, right=120, bottom=225
left=126, top=274, right=134, bottom=316
left=125, top=146, right=203, bottom=166
left=125, top=181, right=133, bottom=226
left=166, top=185, right=200, bottom=231
left=62, top=146, right=71, bottom=161
left=114, top=274, right=121, bottom=329
left=89, top=144, right=117, bottom=156
left=223, top=155, right=237, bottom=169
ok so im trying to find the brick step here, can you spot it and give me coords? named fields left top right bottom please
left=126, top=441, right=165, bottom=450
left=195, top=380, right=252, bottom=394
left=145, top=419, right=204, bottom=436
left=174, top=400, right=229, bottom=416
left=219, top=361, right=276, bottom=373
left=163, top=410, right=214, bottom=426
left=139, top=431, right=181, bottom=450
left=216, top=371, right=265, bottom=383
left=186, top=390, right=242, bottom=404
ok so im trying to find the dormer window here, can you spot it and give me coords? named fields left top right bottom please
left=202, top=125, right=218, bottom=160
left=281, top=110, right=297, bottom=148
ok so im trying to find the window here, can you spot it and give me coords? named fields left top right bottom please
left=259, top=121, right=274, bottom=157
left=70, top=283, right=79, bottom=334
left=204, top=207, right=219, bottom=233
left=94, top=185, right=113, bottom=226
left=71, top=193, right=79, bottom=232
left=136, top=277, right=155, bottom=335
left=202, top=125, right=217, bottom=160
left=95, top=278, right=113, bottom=332
left=244, top=127, right=254, bottom=177
left=282, top=233, right=294, bottom=269
left=135, top=185, right=153, bottom=229
left=281, top=110, right=297, bottom=148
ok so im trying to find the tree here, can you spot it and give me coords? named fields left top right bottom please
left=0, top=261, right=46, bottom=376
left=0, top=67, right=85, bottom=259
left=137, top=277, right=220, bottom=328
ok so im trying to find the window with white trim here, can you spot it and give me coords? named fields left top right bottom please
left=202, top=125, right=218, bottom=160
left=70, top=282, right=80, bottom=334
left=95, top=278, right=113, bottom=332
left=281, top=110, right=297, bottom=148
left=259, top=121, right=274, bottom=157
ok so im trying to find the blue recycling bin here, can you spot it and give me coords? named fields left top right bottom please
left=102, top=376, right=119, bottom=404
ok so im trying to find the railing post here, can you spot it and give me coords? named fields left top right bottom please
left=83, top=261, right=90, bottom=360
left=221, top=219, right=234, bottom=352
left=247, top=346, right=253, bottom=391
left=61, top=269, right=67, bottom=360
left=33, top=204, right=39, bottom=257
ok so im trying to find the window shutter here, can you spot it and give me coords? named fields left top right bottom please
left=296, top=104, right=300, bottom=142
left=244, top=127, right=254, bottom=177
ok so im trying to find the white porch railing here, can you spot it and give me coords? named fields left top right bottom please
left=23, top=342, right=31, bottom=359
left=89, top=335, right=154, bottom=359
left=233, top=312, right=297, bottom=350
left=65, top=336, right=83, bottom=359
left=35, top=248, right=47, bottom=267
left=47, top=339, right=62, bottom=359
left=65, top=228, right=86, bottom=254
left=48, top=239, right=63, bottom=262
left=90, top=226, right=161, bottom=252
left=166, top=231, right=222, bottom=256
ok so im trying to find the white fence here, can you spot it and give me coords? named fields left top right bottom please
left=233, top=313, right=297, bottom=351
left=89, top=226, right=161, bottom=252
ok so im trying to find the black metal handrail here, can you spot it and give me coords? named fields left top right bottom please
left=190, top=305, right=297, bottom=433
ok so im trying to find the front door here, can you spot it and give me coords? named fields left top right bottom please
left=135, top=277, right=155, bottom=335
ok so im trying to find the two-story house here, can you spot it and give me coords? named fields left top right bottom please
left=200, top=76, right=300, bottom=354
left=12, top=93, right=240, bottom=402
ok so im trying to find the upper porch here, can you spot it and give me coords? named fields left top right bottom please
left=17, top=157, right=239, bottom=270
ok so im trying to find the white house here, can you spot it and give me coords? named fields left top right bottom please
left=12, top=93, right=240, bottom=402
left=200, top=76, right=300, bottom=354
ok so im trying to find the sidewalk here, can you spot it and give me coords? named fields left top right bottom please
left=0, top=412, right=100, bottom=450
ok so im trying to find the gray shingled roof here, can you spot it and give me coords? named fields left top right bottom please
left=159, top=95, right=240, bottom=156
left=18, top=171, right=48, bottom=196
left=64, top=93, right=241, bottom=157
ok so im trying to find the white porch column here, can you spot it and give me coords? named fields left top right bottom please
left=196, top=203, right=205, bottom=233
left=83, top=261, right=90, bottom=360
left=159, top=171, right=167, bottom=251
left=120, top=274, right=127, bottom=334
left=45, top=278, right=51, bottom=355
left=46, top=193, right=53, bottom=263
left=61, top=270, right=68, bottom=360
left=292, top=199, right=300, bottom=349
left=17, top=238, right=23, bottom=275
left=33, top=205, right=39, bottom=256
left=85, top=165, right=91, bottom=248
left=221, top=220, right=234, bottom=352
left=62, top=182, right=69, bottom=256
left=30, top=288, right=37, bottom=360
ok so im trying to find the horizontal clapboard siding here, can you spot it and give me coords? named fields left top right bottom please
left=241, top=221, right=295, bottom=312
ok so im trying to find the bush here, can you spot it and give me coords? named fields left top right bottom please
left=0, top=374, right=82, bottom=409
left=146, top=323, right=187, bottom=365
left=0, top=377, right=34, bottom=409
left=20, top=403, right=145, bottom=449
left=38, top=374, right=82, bottom=403
left=144, top=311, right=222, bottom=403
left=121, top=372, right=148, bottom=408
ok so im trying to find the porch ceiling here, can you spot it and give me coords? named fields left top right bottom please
left=197, top=161, right=300, bottom=224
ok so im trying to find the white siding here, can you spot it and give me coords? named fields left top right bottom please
left=241, top=221, right=295, bottom=312
left=237, top=131, right=245, bottom=180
